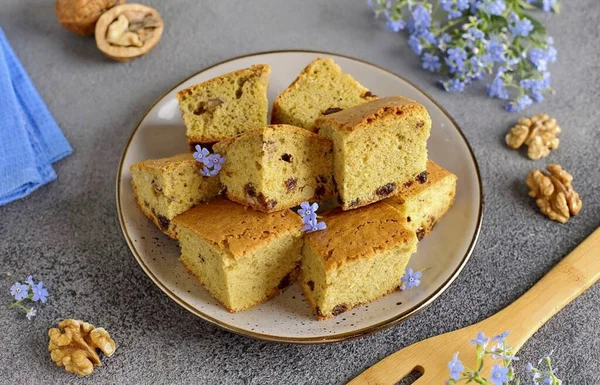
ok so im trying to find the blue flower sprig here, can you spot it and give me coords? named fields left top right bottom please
left=447, top=331, right=562, bottom=384
left=297, top=201, right=327, bottom=233
left=400, top=268, right=422, bottom=290
left=368, top=0, right=560, bottom=112
left=9, top=276, right=48, bottom=320
left=193, top=145, right=226, bottom=177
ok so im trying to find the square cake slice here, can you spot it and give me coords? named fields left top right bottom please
left=271, top=57, right=377, bottom=131
left=385, top=160, right=457, bottom=240
left=315, top=96, right=431, bottom=211
left=176, top=64, right=270, bottom=144
left=213, top=125, right=336, bottom=213
left=300, top=202, right=417, bottom=320
left=130, top=153, right=221, bottom=238
left=173, top=199, right=303, bottom=312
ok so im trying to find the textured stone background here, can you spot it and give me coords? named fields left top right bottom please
left=0, top=1, right=598, bottom=384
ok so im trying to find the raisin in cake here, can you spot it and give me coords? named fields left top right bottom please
left=315, top=96, right=431, bottom=210
left=213, top=125, right=335, bottom=213
left=173, top=199, right=303, bottom=312
left=271, top=58, right=377, bottom=131
left=130, top=153, right=221, bottom=238
left=300, top=202, right=417, bottom=320
left=176, top=64, right=270, bottom=144
left=385, top=160, right=457, bottom=240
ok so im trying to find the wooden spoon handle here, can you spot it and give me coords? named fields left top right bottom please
left=482, top=227, right=600, bottom=351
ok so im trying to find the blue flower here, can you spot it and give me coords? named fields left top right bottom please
left=401, top=268, right=422, bottom=289
left=474, top=0, right=506, bottom=15
left=490, top=364, right=509, bottom=385
left=508, top=13, right=534, bottom=37
left=25, top=307, right=37, bottom=321
left=484, top=36, right=506, bottom=63
left=448, top=353, right=464, bottom=380
left=408, top=35, right=423, bottom=55
left=520, top=73, right=551, bottom=102
left=193, top=145, right=211, bottom=165
left=542, top=0, right=558, bottom=12
left=201, top=166, right=216, bottom=177
left=386, top=18, right=406, bottom=32
left=26, top=275, right=35, bottom=286
left=32, top=282, right=48, bottom=303
left=470, top=332, right=489, bottom=346
left=505, top=95, right=533, bottom=112
left=440, top=0, right=462, bottom=19
left=422, top=52, right=441, bottom=72
left=442, top=78, right=465, bottom=93
left=456, top=0, right=470, bottom=10
left=10, top=282, right=29, bottom=301
left=411, top=5, right=431, bottom=30
left=462, top=27, right=485, bottom=47
left=529, top=47, right=555, bottom=72
left=302, top=217, right=327, bottom=233
left=298, top=201, right=319, bottom=221
left=445, top=47, right=467, bottom=74
left=206, top=154, right=225, bottom=171
left=486, top=75, right=510, bottom=100
left=492, top=330, right=510, bottom=343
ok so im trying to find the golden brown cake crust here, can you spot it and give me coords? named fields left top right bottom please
left=305, top=202, right=415, bottom=271
left=130, top=153, right=194, bottom=171
left=176, top=64, right=269, bottom=102
left=314, top=96, right=426, bottom=134
left=172, top=198, right=302, bottom=259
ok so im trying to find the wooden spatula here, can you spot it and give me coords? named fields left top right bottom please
left=349, top=227, right=600, bottom=385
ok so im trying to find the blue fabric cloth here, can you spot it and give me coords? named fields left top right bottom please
left=0, top=27, right=72, bottom=206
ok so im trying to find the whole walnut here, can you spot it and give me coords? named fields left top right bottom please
left=56, top=0, right=125, bottom=36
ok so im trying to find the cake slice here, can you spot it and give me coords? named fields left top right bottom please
left=271, top=58, right=377, bottom=131
left=385, top=160, right=457, bottom=240
left=315, top=96, right=431, bottom=211
left=130, top=153, right=221, bottom=238
left=300, top=202, right=417, bottom=320
left=173, top=199, right=303, bottom=312
left=176, top=64, right=270, bottom=144
left=213, top=125, right=336, bottom=213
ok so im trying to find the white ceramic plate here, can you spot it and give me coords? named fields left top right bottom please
left=116, top=51, right=483, bottom=343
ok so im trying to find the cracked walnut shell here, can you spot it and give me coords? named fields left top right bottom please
left=526, top=164, right=582, bottom=223
left=56, top=0, right=125, bottom=36
left=506, top=113, right=561, bottom=160
left=48, top=319, right=116, bottom=376
left=95, top=3, right=163, bottom=62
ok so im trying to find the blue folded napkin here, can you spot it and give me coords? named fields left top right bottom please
left=0, top=27, right=72, bottom=206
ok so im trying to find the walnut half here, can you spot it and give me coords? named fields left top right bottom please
left=95, top=3, right=164, bottom=62
left=506, top=114, right=561, bottom=160
left=526, top=164, right=582, bottom=223
left=48, top=319, right=116, bottom=376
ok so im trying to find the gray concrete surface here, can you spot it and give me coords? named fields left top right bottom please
left=0, top=1, right=598, bottom=383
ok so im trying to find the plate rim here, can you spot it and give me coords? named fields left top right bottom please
left=115, top=49, right=484, bottom=344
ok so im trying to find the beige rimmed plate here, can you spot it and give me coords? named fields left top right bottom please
left=116, top=51, right=483, bottom=344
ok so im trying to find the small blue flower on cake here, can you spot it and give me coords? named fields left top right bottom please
left=193, top=145, right=226, bottom=177
left=8, top=275, right=48, bottom=320
left=297, top=201, right=326, bottom=233
left=399, top=268, right=422, bottom=290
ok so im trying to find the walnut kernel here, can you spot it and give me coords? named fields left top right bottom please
left=95, top=4, right=164, bottom=62
left=526, top=164, right=582, bottom=223
left=48, top=319, right=116, bottom=376
left=506, top=113, right=561, bottom=160
left=55, top=0, right=125, bottom=36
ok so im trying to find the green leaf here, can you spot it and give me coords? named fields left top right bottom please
left=518, top=0, right=537, bottom=10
